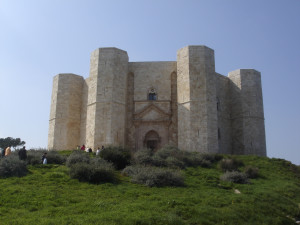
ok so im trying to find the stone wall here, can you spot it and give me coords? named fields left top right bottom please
left=216, top=73, right=232, bottom=154
left=128, top=62, right=177, bottom=150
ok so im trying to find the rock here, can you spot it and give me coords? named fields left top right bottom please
left=234, top=189, right=241, bottom=194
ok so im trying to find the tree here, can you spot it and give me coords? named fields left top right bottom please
left=0, top=137, right=26, bottom=150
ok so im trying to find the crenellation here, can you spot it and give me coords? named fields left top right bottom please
left=48, top=46, right=266, bottom=157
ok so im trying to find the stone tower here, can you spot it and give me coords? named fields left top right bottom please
left=48, top=74, right=83, bottom=150
left=48, top=45, right=266, bottom=156
left=228, top=69, right=266, bottom=155
left=84, top=48, right=128, bottom=148
left=177, top=46, right=218, bottom=153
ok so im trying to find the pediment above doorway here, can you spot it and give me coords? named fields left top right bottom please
left=134, top=104, right=171, bottom=122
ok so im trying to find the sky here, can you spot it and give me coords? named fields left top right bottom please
left=0, top=0, right=299, bottom=165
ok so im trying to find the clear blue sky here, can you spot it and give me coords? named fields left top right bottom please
left=1, top=0, right=299, bottom=165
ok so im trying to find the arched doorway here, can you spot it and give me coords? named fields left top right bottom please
left=144, top=130, right=160, bottom=151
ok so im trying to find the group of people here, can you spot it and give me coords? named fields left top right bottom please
left=1, top=146, right=12, bottom=157
left=0, top=146, right=27, bottom=160
left=77, top=145, right=105, bottom=156
left=0, top=146, right=48, bottom=164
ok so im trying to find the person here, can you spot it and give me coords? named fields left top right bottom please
left=80, top=144, right=85, bottom=151
left=5, top=146, right=11, bottom=156
left=76, top=145, right=80, bottom=150
left=96, top=147, right=101, bottom=156
left=88, top=148, right=92, bottom=153
left=42, top=152, right=47, bottom=164
left=101, top=146, right=105, bottom=151
left=0, top=147, right=4, bottom=158
left=18, top=146, right=27, bottom=160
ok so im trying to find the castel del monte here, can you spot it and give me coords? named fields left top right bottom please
left=48, top=45, right=266, bottom=156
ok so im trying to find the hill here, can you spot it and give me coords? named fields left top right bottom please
left=0, top=153, right=299, bottom=225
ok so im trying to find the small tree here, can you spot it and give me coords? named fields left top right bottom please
left=0, top=137, right=26, bottom=150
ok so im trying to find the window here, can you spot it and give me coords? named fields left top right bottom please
left=216, top=97, right=220, bottom=111
left=148, top=88, right=157, bottom=100
left=218, top=128, right=221, bottom=140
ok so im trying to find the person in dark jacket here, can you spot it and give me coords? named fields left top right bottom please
left=0, top=147, right=5, bottom=158
left=18, top=146, right=27, bottom=160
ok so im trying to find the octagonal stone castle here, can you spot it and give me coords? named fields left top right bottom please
left=48, top=45, right=266, bottom=156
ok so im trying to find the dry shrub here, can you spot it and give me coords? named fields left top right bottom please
left=123, top=165, right=184, bottom=187
left=245, top=166, right=259, bottom=178
left=66, top=151, right=90, bottom=167
left=100, top=146, right=131, bottom=170
left=0, top=155, right=28, bottom=178
left=219, top=158, right=244, bottom=171
left=220, top=171, right=249, bottom=184
left=69, top=162, right=116, bottom=184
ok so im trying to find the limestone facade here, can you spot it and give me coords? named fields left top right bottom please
left=48, top=45, right=266, bottom=156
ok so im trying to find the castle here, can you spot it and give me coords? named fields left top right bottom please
left=48, top=45, right=266, bottom=156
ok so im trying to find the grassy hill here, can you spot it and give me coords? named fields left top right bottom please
left=0, top=153, right=299, bottom=225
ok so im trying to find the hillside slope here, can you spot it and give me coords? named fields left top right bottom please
left=0, top=155, right=299, bottom=225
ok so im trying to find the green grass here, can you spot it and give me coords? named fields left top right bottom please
left=0, top=155, right=299, bottom=225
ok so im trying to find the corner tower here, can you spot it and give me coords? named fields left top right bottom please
left=177, top=46, right=218, bottom=152
left=48, top=74, right=84, bottom=150
left=85, top=48, right=129, bottom=149
left=228, top=69, right=266, bottom=156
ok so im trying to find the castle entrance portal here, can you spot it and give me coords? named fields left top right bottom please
left=144, top=130, right=160, bottom=151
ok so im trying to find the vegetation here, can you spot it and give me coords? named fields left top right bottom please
left=132, top=146, right=221, bottom=169
left=123, top=165, right=184, bottom=187
left=0, top=155, right=28, bottom=177
left=66, top=150, right=90, bottom=167
left=244, top=165, right=260, bottom=178
left=69, top=162, right=116, bottom=184
left=0, top=149, right=299, bottom=224
left=219, top=158, right=244, bottom=172
left=68, top=154, right=116, bottom=184
left=0, top=137, right=25, bottom=149
left=100, top=146, right=131, bottom=169
left=220, top=171, right=249, bottom=184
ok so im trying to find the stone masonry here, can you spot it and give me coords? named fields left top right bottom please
left=48, top=45, right=266, bottom=156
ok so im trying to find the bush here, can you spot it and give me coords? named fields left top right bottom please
left=100, top=146, right=131, bottom=170
left=25, top=149, right=65, bottom=165
left=69, top=162, right=116, bottom=184
left=152, top=147, right=186, bottom=168
left=47, top=151, right=66, bottom=164
left=0, top=155, right=28, bottom=178
left=69, top=163, right=91, bottom=182
left=166, top=156, right=185, bottom=169
left=154, top=146, right=181, bottom=159
left=245, top=166, right=259, bottom=178
left=123, top=166, right=184, bottom=187
left=151, top=154, right=168, bottom=167
left=133, top=148, right=219, bottom=169
left=89, top=165, right=116, bottom=184
left=90, top=157, right=114, bottom=169
left=133, top=149, right=153, bottom=165
left=122, top=165, right=145, bottom=177
left=214, top=154, right=224, bottom=162
left=220, top=171, right=249, bottom=184
left=66, top=151, right=90, bottom=167
left=219, top=158, right=244, bottom=171
left=26, top=150, right=43, bottom=165
left=199, top=159, right=212, bottom=168
left=179, top=152, right=203, bottom=167
left=199, top=153, right=222, bottom=163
